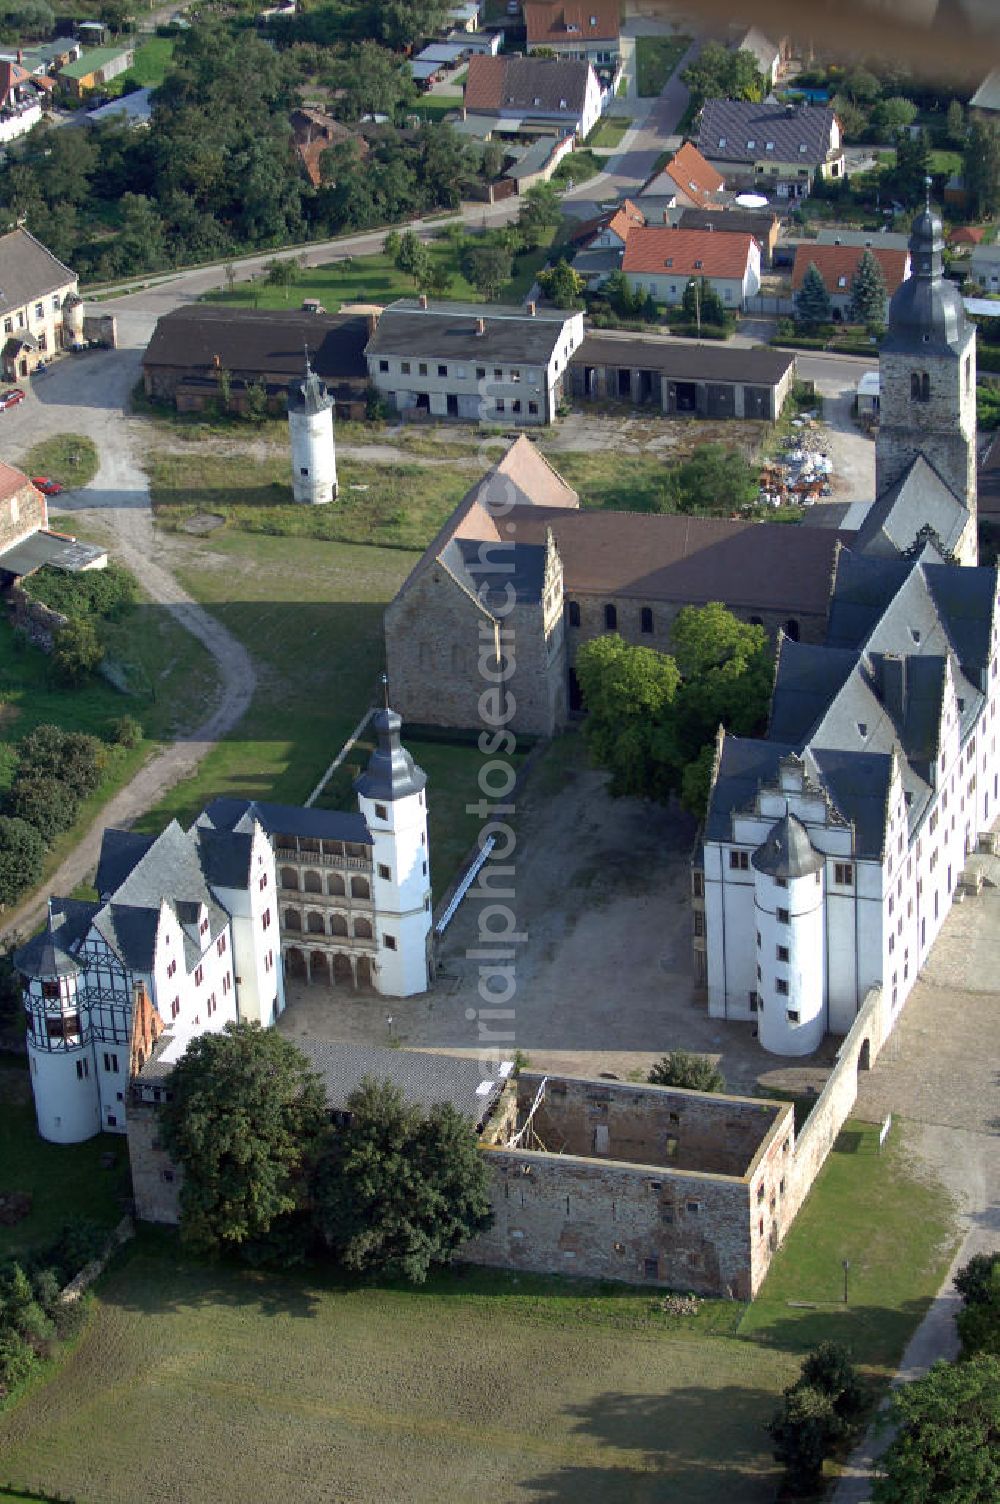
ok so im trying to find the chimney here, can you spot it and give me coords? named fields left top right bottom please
left=880, top=653, right=907, bottom=721
left=785, top=102, right=795, bottom=117
left=419, top=293, right=428, bottom=309
left=212, top=353, right=221, bottom=369
left=366, top=310, right=378, bottom=338
left=17, top=48, right=23, bottom=63
left=475, top=317, right=485, bottom=335
left=527, top=300, right=536, bottom=317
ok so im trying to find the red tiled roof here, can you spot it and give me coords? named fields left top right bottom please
left=949, top=226, right=987, bottom=246
left=290, top=111, right=368, bottom=188
left=524, top=1, right=620, bottom=47
left=791, top=242, right=910, bottom=294
left=568, top=197, right=644, bottom=248
left=463, top=55, right=507, bottom=112
left=622, top=226, right=755, bottom=280
left=0, top=460, right=33, bottom=504
left=661, top=142, right=724, bottom=209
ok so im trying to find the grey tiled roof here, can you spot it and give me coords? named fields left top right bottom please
left=826, top=549, right=922, bottom=649
left=441, top=536, right=548, bottom=606
left=14, top=899, right=98, bottom=978
left=769, top=639, right=860, bottom=745
left=366, top=299, right=574, bottom=365
left=195, top=828, right=254, bottom=892
left=95, top=829, right=156, bottom=899
left=93, top=903, right=161, bottom=972
left=0, top=229, right=76, bottom=317
left=854, top=456, right=968, bottom=559
left=705, top=735, right=796, bottom=842
left=697, top=99, right=838, bottom=168
left=200, top=797, right=373, bottom=846
left=805, top=747, right=896, bottom=858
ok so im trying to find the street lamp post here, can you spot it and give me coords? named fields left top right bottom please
left=842, top=1258, right=850, bottom=1304
left=689, top=277, right=701, bottom=340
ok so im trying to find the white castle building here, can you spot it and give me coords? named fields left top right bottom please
left=698, top=192, right=1000, bottom=1054
left=288, top=355, right=338, bottom=504
left=15, top=708, right=432, bottom=1143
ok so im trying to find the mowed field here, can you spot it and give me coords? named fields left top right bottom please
left=0, top=1122, right=958, bottom=1503
left=0, top=1246, right=797, bottom=1504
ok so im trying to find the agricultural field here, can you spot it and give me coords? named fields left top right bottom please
left=0, top=1118, right=957, bottom=1502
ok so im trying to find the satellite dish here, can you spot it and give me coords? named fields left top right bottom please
left=735, top=194, right=770, bottom=208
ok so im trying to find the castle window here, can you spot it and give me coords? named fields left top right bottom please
left=693, top=912, right=704, bottom=936
left=911, top=371, right=930, bottom=402
left=729, top=850, right=749, bottom=871
left=384, top=935, right=397, bottom=950
left=787, top=1009, right=800, bottom=1023
left=42, top=980, right=60, bottom=1000
left=378, top=863, right=391, bottom=880
left=76, top=1059, right=88, bottom=1080
left=567, top=600, right=580, bottom=627
left=379, top=360, right=388, bottom=373
left=640, top=606, right=653, bottom=634
left=776, top=945, right=789, bottom=962
left=777, top=907, right=790, bottom=924
left=375, top=803, right=387, bottom=820
left=834, top=863, right=853, bottom=886
left=776, top=978, right=789, bottom=995
left=693, top=871, right=704, bottom=898
left=604, top=603, right=617, bottom=630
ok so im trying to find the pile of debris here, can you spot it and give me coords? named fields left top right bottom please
left=758, top=414, right=834, bottom=509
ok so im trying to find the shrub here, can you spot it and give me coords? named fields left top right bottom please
left=0, top=816, right=45, bottom=907
left=111, top=715, right=144, bottom=749
left=768, top=1383, right=843, bottom=1492
left=23, top=561, right=137, bottom=622
left=17, top=725, right=105, bottom=794
left=53, top=617, right=104, bottom=682
left=41, top=1218, right=109, bottom=1285
left=648, top=1049, right=725, bottom=1092
left=801, top=1341, right=866, bottom=1422
left=0, top=1327, right=36, bottom=1396
left=955, top=1251, right=1000, bottom=1307
left=8, top=775, right=80, bottom=844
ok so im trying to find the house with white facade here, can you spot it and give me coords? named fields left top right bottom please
left=695, top=195, right=998, bottom=1054
left=365, top=297, right=585, bottom=425
left=622, top=225, right=762, bottom=310
left=0, top=229, right=82, bottom=380
left=15, top=706, right=433, bottom=1142
left=463, top=54, right=605, bottom=141
left=696, top=99, right=844, bottom=199
left=523, top=1, right=621, bottom=64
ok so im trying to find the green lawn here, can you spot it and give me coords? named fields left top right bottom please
left=587, top=116, right=632, bottom=150
left=0, top=1065, right=128, bottom=1260
left=203, top=226, right=561, bottom=315
left=409, top=92, right=463, bottom=122
left=635, top=34, right=691, bottom=98
left=0, top=1113, right=957, bottom=1501
left=17, top=434, right=98, bottom=489
left=121, top=36, right=176, bottom=89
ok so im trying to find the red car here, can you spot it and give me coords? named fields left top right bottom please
left=31, top=476, right=64, bottom=496
left=0, top=388, right=26, bottom=410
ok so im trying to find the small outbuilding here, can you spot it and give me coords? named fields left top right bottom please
left=568, top=333, right=796, bottom=420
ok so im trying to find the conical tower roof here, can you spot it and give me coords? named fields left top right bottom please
left=883, top=180, right=968, bottom=356
left=354, top=705, right=427, bottom=803
left=751, top=813, right=823, bottom=880
left=14, top=905, right=82, bottom=979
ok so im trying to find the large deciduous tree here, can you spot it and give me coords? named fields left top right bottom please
left=872, top=1356, right=1000, bottom=1503
left=575, top=603, right=773, bottom=816
left=314, top=1078, right=493, bottom=1283
left=159, top=1023, right=330, bottom=1261
left=0, top=818, right=45, bottom=908
left=538, top=258, right=585, bottom=308
left=681, top=40, right=765, bottom=106
left=460, top=241, right=514, bottom=301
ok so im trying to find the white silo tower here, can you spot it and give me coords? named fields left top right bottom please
left=61, top=290, right=85, bottom=350
left=752, top=814, right=826, bottom=1057
left=287, top=353, right=337, bottom=505
left=354, top=700, right=432, bottom=997
left=15, top=908, right=100, bottom=1143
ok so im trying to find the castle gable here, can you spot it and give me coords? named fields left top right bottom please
left=855, top=454, right=968, bottom=560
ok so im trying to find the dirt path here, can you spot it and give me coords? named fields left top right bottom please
left=0, top=346, right=256, bottom=946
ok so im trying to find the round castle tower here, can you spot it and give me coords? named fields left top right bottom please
left=354, top=703, right=432, bottom=997
left=61, top=290, right=85, bottom=350
left=288, top=355, right=337, bottom=505
left=15, top=908, right=99, bottom=1144
left=753, top=815, right=826, bottom=1058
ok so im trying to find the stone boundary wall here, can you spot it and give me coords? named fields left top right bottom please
left=57, top=1214, right=134, bottom=1305
left=784, top=985, right=890, bottom=1230
left=7, top=584, right=67, bottom=652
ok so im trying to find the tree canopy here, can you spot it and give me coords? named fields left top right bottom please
left=575, top=603, right=773, bottom=815
left=538, top=259, right=585, bottom=308
left=314, top=1078, right=493, bottom=1282
left=682, top=41, right=765, bottom=107
left=873, top=1356, right=1000, bottom=1504
left=159, top=1023, right=330, bottom=1260
left=796, top=262, right=834, bottom=327
left=648, top=1051, right=725, bottom=1092
left=849, top=248, right=889, bottom=329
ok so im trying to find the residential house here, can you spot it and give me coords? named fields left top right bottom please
left=142, top=306, right=374, bottom=417
left=463, top=54, right=605, bottom=140
left=568, top=197, right=645, bottom=286
left=58, top=44, right=135, bottom=99
left=0, top=60, right=45, bottom=143
left=364, top=297, right=585, bottom=425
left=0, top=228, right=80, bottom=380
left=671, top=206, right=781, bottom=268
left=731, top=26, right=785, bottom=88
left=0, top=37, right=79, bottom=74
left=791, top=242, right=910, bottom=320
left=696, top=99, right=844, bottom=199
left=622, top=225, right=762, bottom=310
left=523, top=1, right=621, bottom=63
left=290, top=107, right=368, bottom=187
left=969, top=69, right=1000, bottom=124
left=447, top=0, right=481, bottom=30
left=639, top=141, right=726, bottom=215
left=815, top=228, right=910, bottom=252
left=970, top=242, right=1000, bottom=292
left=948, top=226, right=987, bottom=250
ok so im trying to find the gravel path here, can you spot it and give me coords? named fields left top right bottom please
left=0, top=333, right=256, bottom=945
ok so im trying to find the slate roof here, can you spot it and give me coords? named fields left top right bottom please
left=981, top=432, right=1000, bottom=522
left=199, top=797, right=373, bottom=846
left=142, top=307, right=371, bottom=387
left=805, top=746, right=895, bottom=857
left=674, top=206, right=778, bottom=243
left=365, top=298, right=576, bottom=365
left=441, top=536, right=548, bottom=606
left=853, top=456, right=969, bottom=559
left=752, top=813, right=823, bottom=878
left=0, top=228, right=76, bottom=318
left=970, top=69, right=1000, bottom=115
left=705, top=735, right=796, bottom=842
left=570, top=333, right=794, bottom=385
left=697, top=98, right=839, bottom=167
left=95, top=829, right=156, bottom=899
left=622, top=225, right=755, bottom=280
left=815, top=228, right=910, bottom=251
left=524, top=1, right=620, bottom=47
left=464, top=54, right=592, bottom=115
left=354, top=708, right=427, bottom=803
left=768, top=638, right=860, bottom=745
left=791, top=243, right=910, bottom=295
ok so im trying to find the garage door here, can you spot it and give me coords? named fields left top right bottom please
left=706, top=383, right=735, bottom=419
left=744, top=385, right=770, bottom=420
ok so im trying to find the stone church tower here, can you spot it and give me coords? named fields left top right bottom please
left=288, top=355, right=338, bottom=505
left=876, top=185, right=977, bottom=560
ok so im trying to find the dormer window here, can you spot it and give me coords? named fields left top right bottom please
left=746, top=139, right=756, bottom=149
left=958, top=697, right=965, bottom=712
left=558, top=98, right=567, bottom=108
left=799, top=144, right=808, bottom=153
left=765, top=140, right=774, bottom=150
left=837, top=275, right=847, bottom=287
left=718, top=136, right=727, bottom=148
left=694, top=259, right=703, bottom=268
left=911, top=628, right=921, bottom=643
left=857, top=722, right=868, bottom=737
left=534, top=97, right=541, bottom=106
left=665, top=257, right=673, bottom=267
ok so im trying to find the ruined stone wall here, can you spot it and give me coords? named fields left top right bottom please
left=8, top=584, right=67, bottom=651
left=126, top=1098, right=182, bottom=1225
left=565, top=593, right=827, bottom=660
